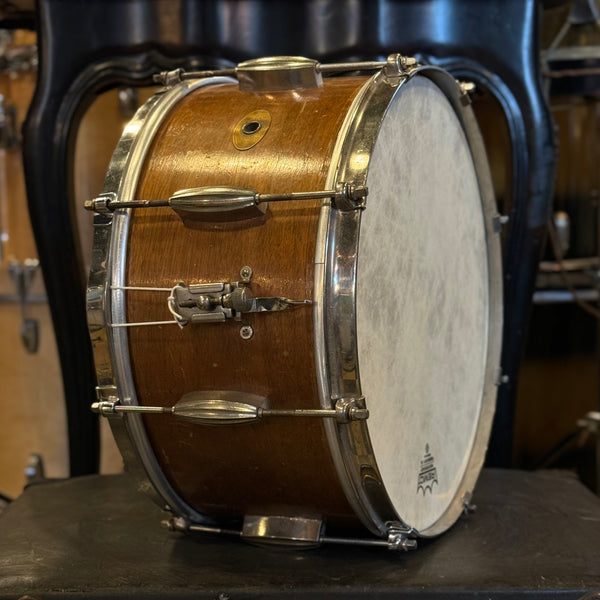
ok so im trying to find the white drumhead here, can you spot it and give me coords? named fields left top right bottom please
left=357, top=76, right=489, bottom=533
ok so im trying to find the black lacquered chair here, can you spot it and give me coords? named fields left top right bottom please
left=23, top=0, right=555, bottom=475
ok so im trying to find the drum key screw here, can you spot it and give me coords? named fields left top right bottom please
left=494, top=367, right=509, bottom=386
left=240, top=324, right=254, bottom=340
left=458, top=81, right=476, bottom=95
left=384, top=54, right=418, bottom=77
left=239, top=266, right=253, bottom=283
left=462, top=491, right=477, bottom=515
left=386, top=522, right=418, bottom=551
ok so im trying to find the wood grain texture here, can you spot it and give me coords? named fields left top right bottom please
left=126, top=78, right=366, bottom=525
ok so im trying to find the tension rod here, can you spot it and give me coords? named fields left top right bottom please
left=85, top=184, right=368, bottom=214
left=92, top=392, right=368, bottom=425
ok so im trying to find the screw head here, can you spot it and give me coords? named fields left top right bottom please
left=240, top=266, right=253, bottom=282
left=240, top=324, right=254, bottom=340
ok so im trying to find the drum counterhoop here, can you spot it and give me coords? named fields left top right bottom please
left=87, top=54, right=503, bottom=551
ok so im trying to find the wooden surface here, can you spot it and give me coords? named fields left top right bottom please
left=126, top=78, right=365, bottom=522
left=0, top=48, right=134, bottom=496
left=0, top=33, right=68, bottom=497
left=0, top=469, right=599, bottom=599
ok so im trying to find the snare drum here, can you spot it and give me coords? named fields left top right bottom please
left=88, top=55, right=502, bottom=549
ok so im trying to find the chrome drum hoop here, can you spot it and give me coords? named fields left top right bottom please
left=87, top=76, right=236, bottom=523
left=315, top=66, right=503, bottom=538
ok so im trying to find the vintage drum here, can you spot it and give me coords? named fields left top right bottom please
left=87, top=55, right=503, bottom=550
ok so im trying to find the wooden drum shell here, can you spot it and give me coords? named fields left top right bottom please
left=125, top=78, right=367, bottom=525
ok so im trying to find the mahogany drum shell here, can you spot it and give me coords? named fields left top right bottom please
left=125, top=78, right=366, bottom=524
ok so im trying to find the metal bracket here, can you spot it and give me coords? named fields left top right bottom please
left=461, top=491, right=477, bottom=516
left=382, top=54, right=418, bottom=78
left=492, top=214, right=509, bottom=233
left=94, top=385, right=124, bottom=418
left=385, top=522, right=418, bottom=551
left=457, top=80, right=476, bottom=105
left=494, top=367, right=509, bottom=387
left=109, top=267, right=310, bottom=329
left=168, top=278, right=311, bottom=327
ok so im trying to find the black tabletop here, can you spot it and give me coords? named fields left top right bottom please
left=0, top=469, right=599, bottom=599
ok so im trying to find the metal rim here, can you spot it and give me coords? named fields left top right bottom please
left=87, top=76, right=236, bottom=523
left=315, top=66, right=503, bottom=538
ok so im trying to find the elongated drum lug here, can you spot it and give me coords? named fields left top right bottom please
left=236, top=56, right=322, bottom=92
left=174, top=391, right=265, bottom=424
left=169, top=186, right=266, bottom=223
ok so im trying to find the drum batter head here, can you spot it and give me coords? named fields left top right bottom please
left=357, top=77, right=489, bottom=534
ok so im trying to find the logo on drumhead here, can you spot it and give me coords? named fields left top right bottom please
left=417, top=444, right=438, bottom=495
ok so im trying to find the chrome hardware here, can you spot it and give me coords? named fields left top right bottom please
left=92, top=399, right=173, bottom=417
left=86, top=192, right=114, bottom=214
left=458, top=81, right=476, bottom=95
left=9, top=259, right=40, bottom=353
left=107, top=275, right=310, bottom=329
left=24, top=453, right=46, bottom=485
left=170, top=282, right=235, bottom=324
left=382, top=54, right=419, bottom=77
left=153, top=68, right=186, bottom=87
left=162, top=516, right=240, bottom=538
left=237, top=56, right=322, bottom=91
left=85, top=184, right=368, bottom=218
left=233, top=110, right=271, bottom=150
left=493, top=367, right=509, bottom=386
left=153, top=53, right=419, bottom=90
left=239, top=266, right=253, bottom=283
left=239, top=324, right=254, bottom=340
left=169, top=280, right=311, bottom=326
left=457, top=81, right=476, bottom=105
left=91, top=392, right=369, bottom=425
left=461, top=491, right=477, bottom=515
left=95, top=384, right=119, bottom=402
left=164, top=514, right=416, bottom=551
left=492, top=214, right=509, bottom=233
left=242, top=515, right=323, bottom=547
left=169, top=187, right=268, bottom=222
left=385, top=522, right=418, bottom=551
left=93, top=385, right=124, bottom=418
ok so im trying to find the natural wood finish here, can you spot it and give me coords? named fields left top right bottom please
left=0, top=301, right=67, bottom=497
left=0, top=36, right=69, bottom=496
left=126, top=78, right=366, bottom=525
left=0, top=65, right=141, bottom=495
left=0, top=70, right=37, bottom=266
